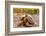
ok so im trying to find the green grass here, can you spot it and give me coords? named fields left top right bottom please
left=13, top=8, right=39, bottom=15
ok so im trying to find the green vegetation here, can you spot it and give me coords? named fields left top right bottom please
left=13, top=8, right=39, bottom=15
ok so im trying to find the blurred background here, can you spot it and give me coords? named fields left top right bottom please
left=13, top=8, right=39, bottom=27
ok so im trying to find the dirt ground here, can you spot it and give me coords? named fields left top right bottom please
left=13, top=14, right=39, bottom=28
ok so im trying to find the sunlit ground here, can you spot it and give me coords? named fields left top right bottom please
left=13, top=13, right=39, bottom=28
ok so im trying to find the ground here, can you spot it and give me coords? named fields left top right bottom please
left=13, top=14, right=39, bottom=28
